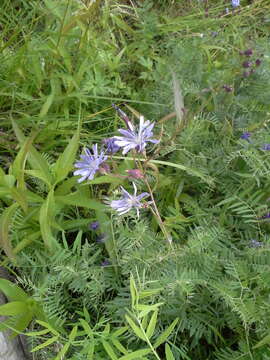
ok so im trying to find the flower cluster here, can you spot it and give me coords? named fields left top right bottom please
left=239, top=48, right=263, bottom=78
left=74, top=106, right=158, bottom=218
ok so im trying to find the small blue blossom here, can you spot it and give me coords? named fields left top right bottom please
left=260, top=212, right=270, bottom=219
left=102, top=137, right=120, bottom=154
left=232, top=0, right=240, bottom=8
left=261, top=144, right=270, bottom=151
left=101, top=259, right=110, bottom=267
left=89, top=221, right=99, bottom=231
left=74, top=144, right=107, bottom=183
left=110, top=182, right=151, bottom=217
left=240, top=132, right=251, bottom=141
left=114, top=116, right=159, bottom=155
left=250, top=239, right=263, bottom=248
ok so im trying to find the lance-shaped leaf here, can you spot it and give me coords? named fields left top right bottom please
left=0, top=278, right=28, bottom=301
left=12, top=119, right=53, bottom=186
left=54, top=131, right=79, bottom=185
left=39, top=189, right=57, bottom=251
left=154, top=318, right=179, bottom=348
left=0, top=203, right=19, bottom=259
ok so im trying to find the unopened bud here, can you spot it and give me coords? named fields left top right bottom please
left=126, top=169, right=144, bottom=179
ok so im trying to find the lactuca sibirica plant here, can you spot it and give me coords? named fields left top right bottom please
left=73, top=105, right=171, bottom=243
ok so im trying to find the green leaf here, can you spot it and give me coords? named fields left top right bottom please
left=139, top=288, right=163, bottom=299
left=24, top=170, right=52, bottom=187
left=130, top=276, right=137, bottom=309
left=12, top=120, right=52, bottom=186
left=146, top=310, right=158, bottom=339
left=39, top=189, right=57, bottom=250
left=0, top=301, right=27, bottom=316
left=125, top=315, right=146, bottom=342
left=69, top=325, right=78, bottom=341
left=165, top=344, right=175, bottom=360
left=111, top=338, right=128, bottom=355
left=253, top=334, right=270, bottom=349
left=35, top=320, right=60, bottom=336
left=55, top=192, right=105, bottom=210
left=31, top=336, right=59, bottom=352
left=25, top=329, right=51, bottom=336
left=102, top=340, right=118, bottom=360
left=54, top=132, right=79, bottom=184
left=113, top=156, right=214, bottom=186
left=79, top=318, right=93, bottom=337
left=137, top=303, right=163, bottom=318
left=112, top=326, right=128, bottom=337
left=39, top=93, right=54, bottom=117
left=0, top=278, right=28, bottom=301
left=10, top=187, right=28, bottom=213
left=154, top=318, right=179, bottom=348
left=118, top=348, right=152, bottom=360
left=55, top=342, right=70, bottom=360
left=0, top=202, right=20, bottom=259
left=12, top=132, right=36, bottom=191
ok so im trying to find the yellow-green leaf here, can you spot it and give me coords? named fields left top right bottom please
left=31, top=336, right=59, bottom=352
left=39, top=189, right=56, bottom=250
left=102, top=340, right=118, bottom=360
left=0, top=278, right=28, bottom=301
left=118, top=348, right=152, bottom=360
left=165, top=344, right=175, bottom=360
left=125, top=315, right=146, bottom=342
left=154, top=318, right=179, bottom=348
left=0, top=301, right=27, bottom=316
left=54, top=132, right=79, bottom=184
left=0, top=203, right=19, bottom=259
left=146, top=310, right=158, bottom=339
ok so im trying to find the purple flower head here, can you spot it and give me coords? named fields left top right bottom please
left=222, top=85, right=233, bottom=93
left=240, top=132, right=251, bottom=141
left=110, top=182, right=151, bottom=218
left=250, top=239, right=263, bottom=248
left=126, top=169, right=144, bottom=179
left=102, top=137, right=120, bottom=154
left=255, top=59, right=262, bottom=66
left=231, top=0, right=240, bottom=8
left=74, top=144, right=107, bottom=183
left=89, top=221, right=99, bottom=231
left=101, top=259, right=110, bottom=267
left=242, top=61, right=251, bottom=68
left=114, top=116, right=159, bottom=155
left=261, top=144, right=270, bottom=151
left=98, top=163, right=111, bottom=175
left=259, top=212, right=270, bottom=219
left=244, top=48, right=253, bottom=56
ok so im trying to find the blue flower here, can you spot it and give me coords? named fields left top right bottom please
left=250, top=239, right=263, bottom=248
left=101, top=259, right=110, bottom=267
left=102, top=137, right=120, bottom=154
left=114, top=116, right=159, bottom=155
left=110, top=182, right=151, bottom=217
left=232, top=0, right=240, bottom=8
left=261, top=144, right=270, bottom=151
left=74, top=144, right=107, bottom=183
left=240, top=132, right=251, bottom=141
left=89, top=221, right=99, bottom=231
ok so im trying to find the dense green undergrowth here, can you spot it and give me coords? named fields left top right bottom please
left=1, top=0, right=270, bottom=359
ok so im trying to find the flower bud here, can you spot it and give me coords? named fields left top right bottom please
left=126, top=169, right=144, bottom=179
